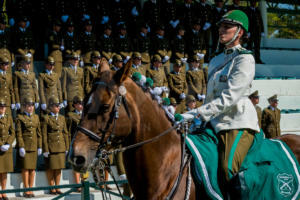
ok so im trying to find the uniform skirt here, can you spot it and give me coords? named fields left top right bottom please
left=0, top=151, right=13, bottom=173
left=45, top=152, right=65, bottom=170
left=17, top=151, right=37, bottom=170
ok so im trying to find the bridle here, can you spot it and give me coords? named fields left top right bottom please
left=75, top=80, right=192, bottom=200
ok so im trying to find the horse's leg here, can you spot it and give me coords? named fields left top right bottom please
left=277, top=134, right=300, bottom=162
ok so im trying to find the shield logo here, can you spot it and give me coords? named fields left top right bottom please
left=277, top=173, right=294, bottom=197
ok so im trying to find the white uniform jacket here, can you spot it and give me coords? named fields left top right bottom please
left=183, top=45, right=260, bottom=133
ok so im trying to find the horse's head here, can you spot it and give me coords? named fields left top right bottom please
left=69, top=59, right=134, bottom=172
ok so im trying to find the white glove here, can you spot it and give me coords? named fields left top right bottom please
left=63, top=100, right=68, bottom=107
left=16, top=103, right=21, bottom=110
left=139, top=75, right=146, bottom=86
left=35, top=103, right=39, bottom=109
left=11, top=104, right=15, bottom=110
left=108, top=58, right=113, bottom=64
left=168, top=105, right=176, bottom=115
left=41, top=104, right=47, bottom=110
left=201, top=94, right=206, bottom=99
left=43, top=152, right=49, bottom=158
left=153, top=87, right=163, bottom=96
left=162, top=55, right=170, bottom=63
left=25, top=53, right=32, bottom=58
left=119, top=174, right=127, bottom=181
left=181, top=58, right=187, bottom=63
left=80, top=60, right=84, bottom=67
left=160, top=86, right=169, bottom=92
left=60, top=45, right=65, bottom=51
left=19, top=148, right=26, bottom=157
left=203, top=22, right=211, bottom=31
left=196, top=53, right=205, bottom=60
left=11, top=61, right=15, bottom=67
left=1, top=144, right=10, bottom=152
left=247, top=32, right=251, bottom=38
left=59, top=103, right=64, bottom=108
left=155, top=95, right=162, bottom=104
left=38, top=148, right=42, bottom=155
left=197, top=94, right=203, bottom=100
left=180, top=93, right=186, bottom=99
left=131, top=6, right=139, bottom=16
left=123, top=56, right=131, bottom=64
left=261, top=32, right=265, bottom=37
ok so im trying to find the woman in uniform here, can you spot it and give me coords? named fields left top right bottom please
left=16, top=97, right=42, bottom=198
left=182, top=10, right=260, bottom=196
left=0, top=98, right=15, bottom=200
left=42, top=97, right=69, bottom=195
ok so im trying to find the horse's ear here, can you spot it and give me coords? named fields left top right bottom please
left=113, top=59, right=132, bottom=85
left=98, top=58, right=111, bottom=75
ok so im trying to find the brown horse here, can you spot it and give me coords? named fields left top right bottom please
left=69, top=60, right=300, bottom=199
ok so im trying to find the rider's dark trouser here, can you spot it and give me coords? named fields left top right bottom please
left=217, top=129, right=255, bottom=184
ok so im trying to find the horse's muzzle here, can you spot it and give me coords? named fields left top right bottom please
left=68, top=147, right=88, bottom=173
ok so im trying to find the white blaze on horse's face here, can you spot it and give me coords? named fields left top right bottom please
left=87, top=93, right=94, bottom=105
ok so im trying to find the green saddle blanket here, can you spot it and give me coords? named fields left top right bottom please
left=186, top=129, right=300, bottom=200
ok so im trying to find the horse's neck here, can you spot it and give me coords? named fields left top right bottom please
left=124, top=83, right=182, bottom=198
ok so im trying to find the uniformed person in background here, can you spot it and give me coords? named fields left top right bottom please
left=99, top=24, right=114, bottom=62
left=114, top=23, right=132, bottom=61
left=151, top=24, right=172, bottom=74
left=129, top=52, right=145, bottom=76
left=171, top=25, right=188, bottom=64
left=197, top=0, right=212, bottom=61
left=179, top=0, right=197, bottom=31
left=13, top=16, right=35, bottom=71
left=146, top=54, right=168, bottom=88
left=84, top=51, right=101, bottom=95
left=167, top=59, right=187, bottom=113
left=42, top=97, right=69, bottom=195
left=186, top=55, right=206, bottom=107
left=211, top=0, right=227, bottom=53
left=228, top=0, right=244, bottom=12
left=186, top=19, right=206, bottom=59
left=249, top=90, right=262, bottom=129
left=63, top=20, right=81, bottom=59
left=246, top=0, right=264, bottom=64
left=125, top=0, right=142, bottom=38
left=111, top=54, right=123, bottom=71
left=161, top=0, right=180, bottom=38
left=169, top=97, right=177, bottom=115
left=110, top=0, right=126, bottom=30
left=16, top=97, right=42, bottom=198
left=66, top=96, right=84, bottom=192
left=13, top=56, right=39, bottom=113
left=262, top=94, right=281, bottom=138
left=134, top=22, right=151, bottom=69
left=142, top=0, right=161, bottom=31
left=47, top=19, right=64, bottom=77
left=61, top=52, right=84, bottom=113
left=79, top=20, right=98, bottom=65
left=0, top=97, right=14, bottom=200
left=0, top=17, right=14, bottom=74
left=38, top=56, right=63, bottom=116
left=0, top=56, right=15, bottom=116
left=185, top=95, right=197, bottom=112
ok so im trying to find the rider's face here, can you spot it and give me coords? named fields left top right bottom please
left=218, top=23, right=241, bottom=44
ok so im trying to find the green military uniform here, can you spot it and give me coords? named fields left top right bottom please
left=110, top=54, right=123, bottom=71
left=0, top=18, right=14, bottom=74
left=99, top=24, right=114, bottom=61
left=186, top=56, right=207, bottom=107
left=114, top=24, right=132, bottom=59
left=129, top=52, right=146, bottom=77
left=187, top=19, right=206, bottom=58
left=167, top=59, right=187, bottom=113
left=14, top=59, right=39, bottom=105
left=48, top=20, right=64, bottom=77
left=42, top=97, right=69, bottom=169
left=84, top=51, right=101, bottom=94
left=249, top=90, right=262, bottom=129
left=13, top=17, right=35, bottom=71
left=134, top=23, right=151, bottom=69
left=171, top=26, right=188, bottom=62
left=16, top=98, right=42, bottom=169
left=38, top=57, right=63, bottom=115
left=79, top=20, right=98, bottom=64
left=63, top=21, right=81, bottom=56
left=0, top=99, right=15, bottom=173
left=146, top=55, right=168, bottom=88
left=262, top=95, right=281, bottom=138
left=61, top=53, right=84, bottom=112
left=0, top=56, right=15, bottom=115
left=66, top=96, right=83, bottom=142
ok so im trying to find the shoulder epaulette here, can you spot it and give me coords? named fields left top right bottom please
left=238, top=48, right=253, bottom=55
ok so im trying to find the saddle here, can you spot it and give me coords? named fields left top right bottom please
left=186, top=125, right=300, bottom=200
